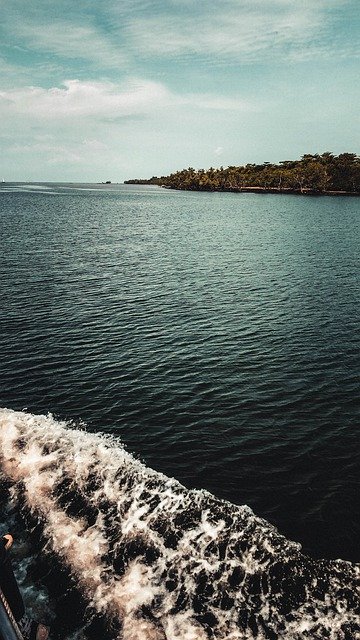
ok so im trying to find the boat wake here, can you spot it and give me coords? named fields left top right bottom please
left=0, top=409, right=359, bottom=639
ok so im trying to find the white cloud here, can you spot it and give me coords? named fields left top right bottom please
left=9, top=21, right=126, bottom=68
left=0, top=79, right=171, bottom=119
left=3, top=0, right=353, bottom=75
left=0, top=56, right=37, bottom=89
left=0, top=78, right=256, bottom=122
left=185, top=94, right=256, bottom=111
left=81, top=138, right=109, bottom=151
left=121, top=0, right=339, bottom=61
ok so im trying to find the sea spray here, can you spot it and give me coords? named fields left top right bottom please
left=0, top=408, right=359, bottom=640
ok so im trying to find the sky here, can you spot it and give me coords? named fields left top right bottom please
left=0, top=0, right=359, bottom=182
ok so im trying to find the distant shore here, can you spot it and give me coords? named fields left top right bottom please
left=124, top=152, right=360, bottom=196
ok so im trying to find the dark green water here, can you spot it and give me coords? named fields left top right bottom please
left=1, top=182, right=359, bottom=560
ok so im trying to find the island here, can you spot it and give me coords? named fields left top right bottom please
left=125, top=153, right=360, bottom=195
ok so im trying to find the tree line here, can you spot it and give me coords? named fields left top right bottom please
left=125, top=153, right=360, bottom=194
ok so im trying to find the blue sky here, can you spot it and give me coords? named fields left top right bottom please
left=0, top=0, right=359, bottom=181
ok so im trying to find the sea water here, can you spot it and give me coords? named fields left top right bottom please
left=0, top=183, right=359, bottom=638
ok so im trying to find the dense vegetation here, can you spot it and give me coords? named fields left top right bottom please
left=125, top=153, right=360, bottom=194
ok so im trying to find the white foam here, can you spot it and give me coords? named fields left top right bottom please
left=0, top=408, right=359, bottom=640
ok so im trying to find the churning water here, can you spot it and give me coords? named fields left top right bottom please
left=0, top=183, right=359, bottom=638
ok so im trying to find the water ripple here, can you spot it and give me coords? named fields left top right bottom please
left=0, top=184, right=359, bottom=561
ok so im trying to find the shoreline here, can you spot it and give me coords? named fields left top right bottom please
left=125, top=181, right=360, bottom=196
left=159, top=185, right=360, bottom=196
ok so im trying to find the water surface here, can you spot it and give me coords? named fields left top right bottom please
left=0, top=183, right=359, bottom=561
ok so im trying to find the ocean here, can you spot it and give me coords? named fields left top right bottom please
left=0, top=183, right=359, bottom=639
